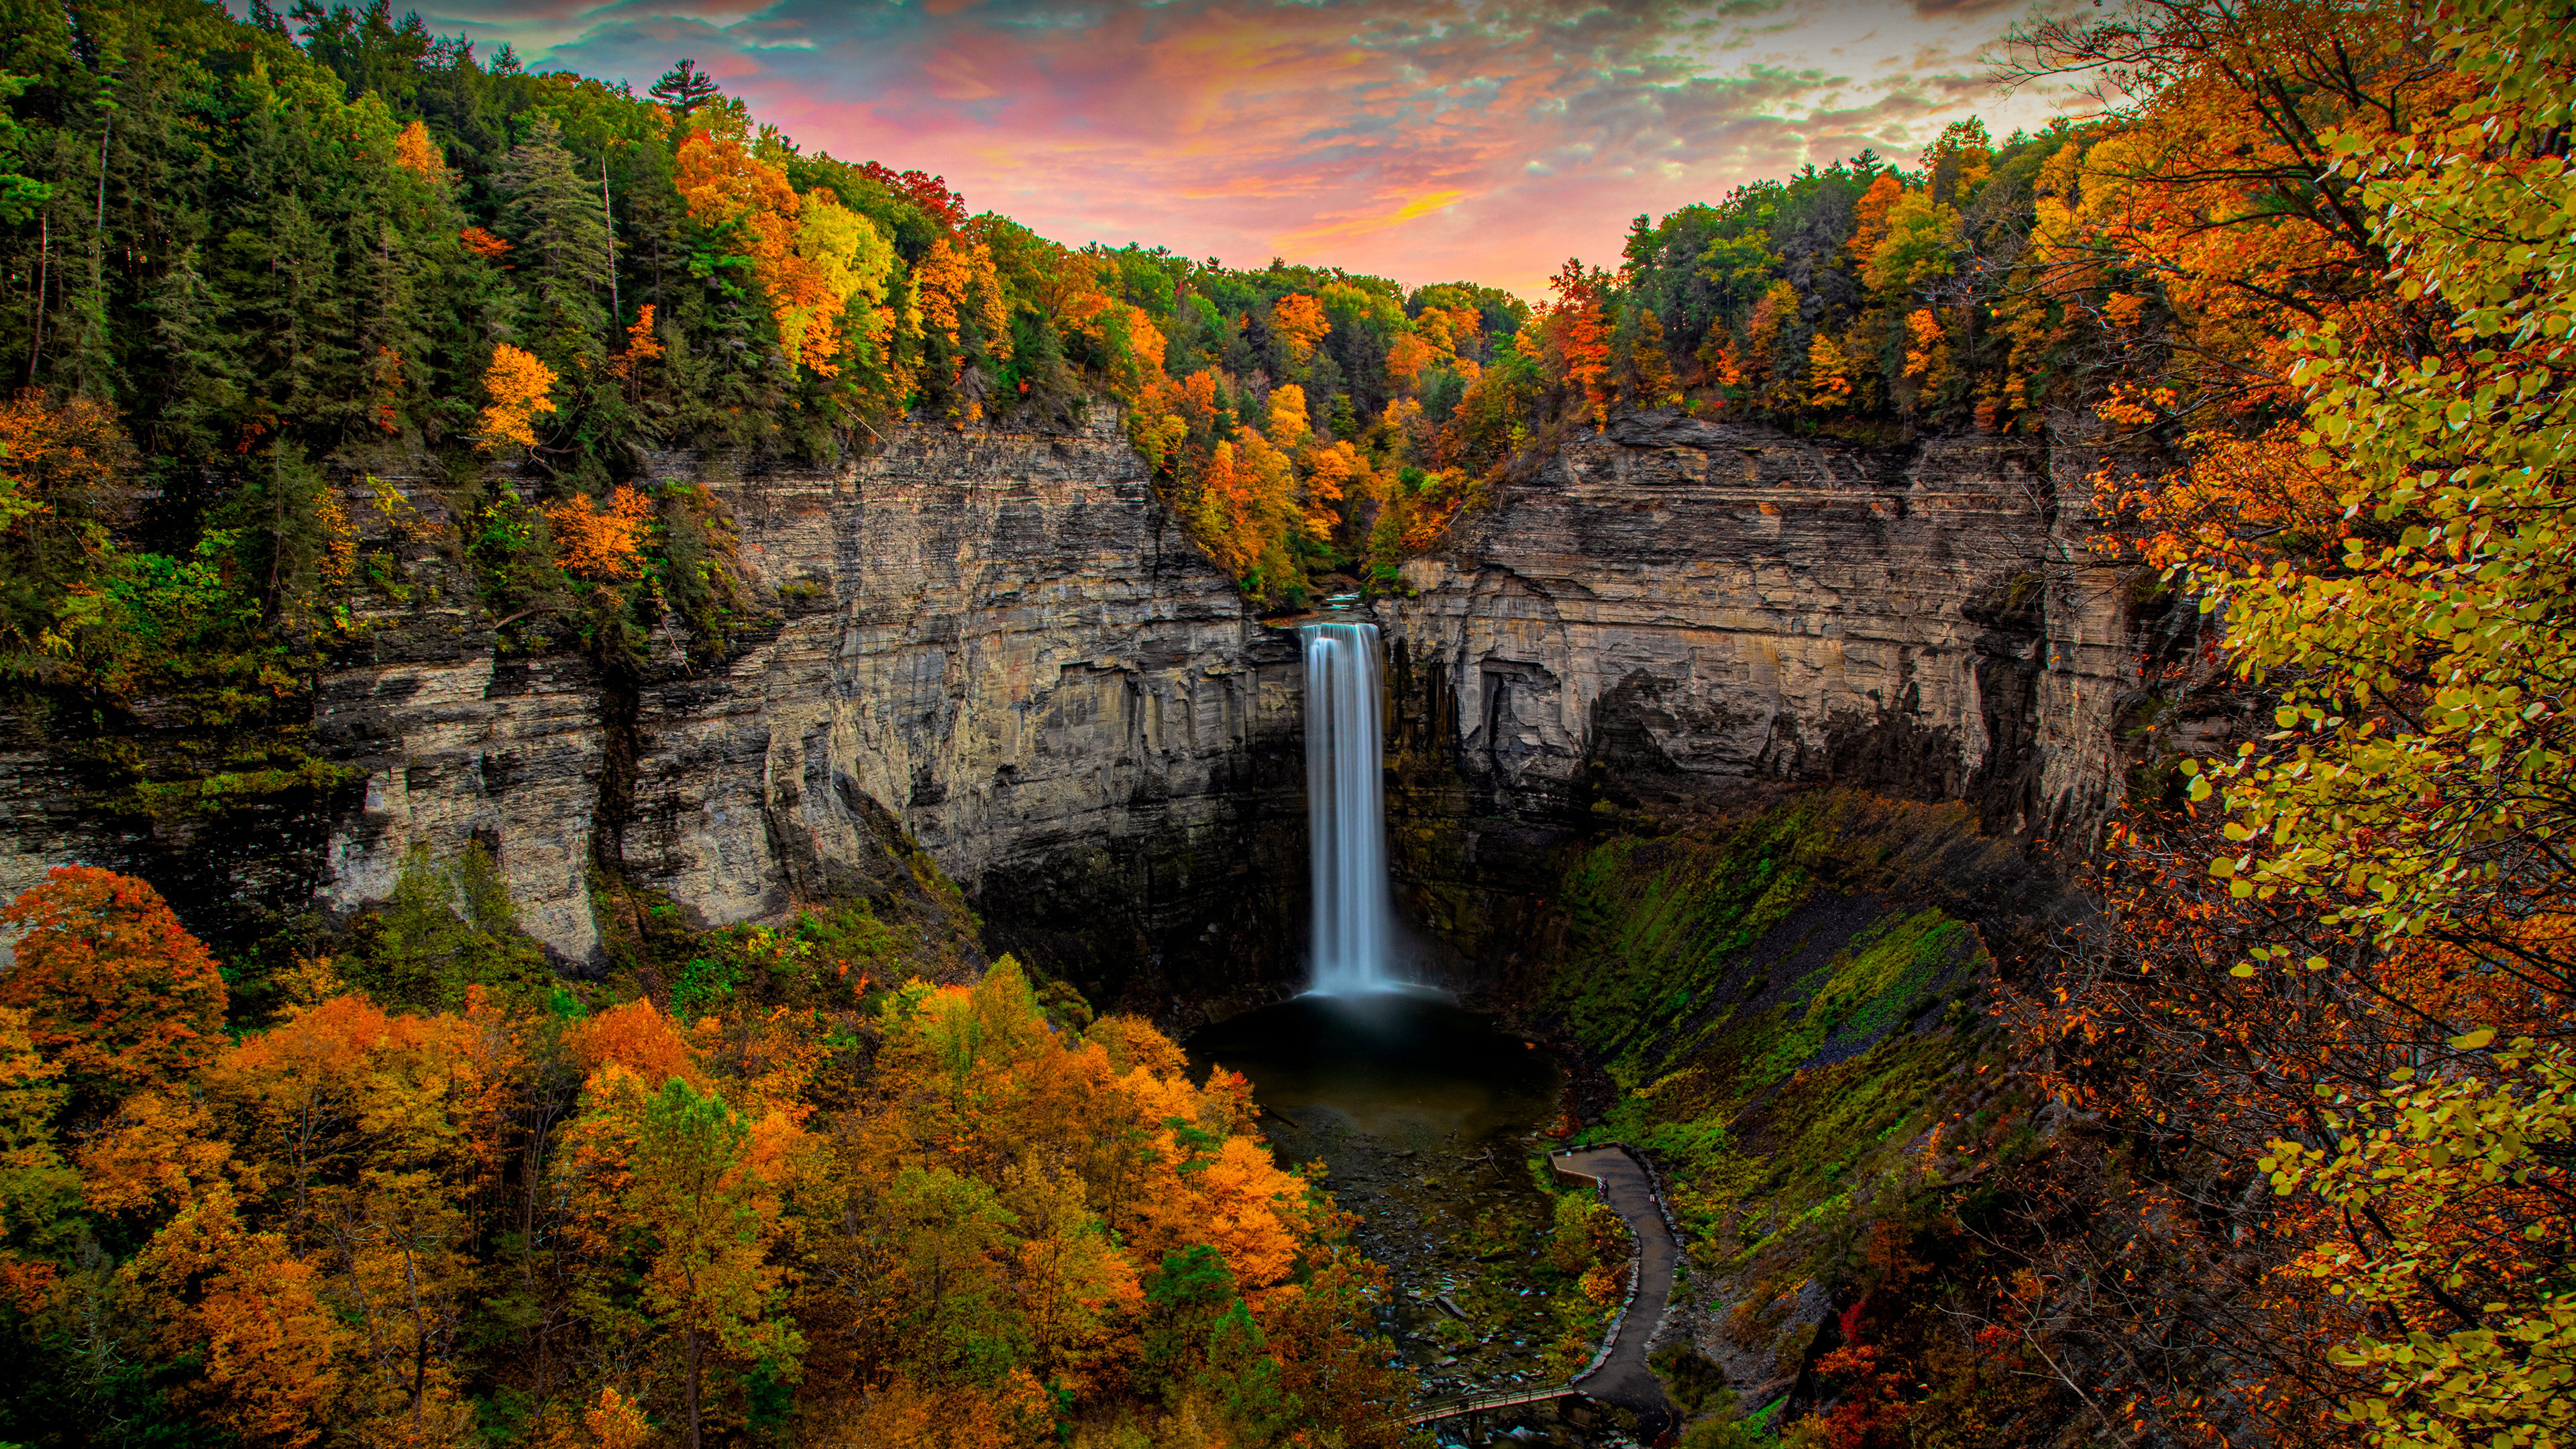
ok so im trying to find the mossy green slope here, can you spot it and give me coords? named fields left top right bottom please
left=1535, top=792, right=2055, bottom=1432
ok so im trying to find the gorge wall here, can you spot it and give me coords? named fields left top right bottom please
left=0, top=407, right=2138, bottom=1005
left=314, top=407, right=1310, bottom=1009
left=1375, top=410, right=2134, bottom=978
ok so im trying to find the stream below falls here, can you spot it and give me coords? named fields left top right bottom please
left=1187, top=992, right=1574, bottom=1403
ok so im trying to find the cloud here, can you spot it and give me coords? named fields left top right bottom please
left=467, top=0, right=2059, bottom=297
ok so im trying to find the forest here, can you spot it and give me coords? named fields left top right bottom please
left=0, top=0, right=2571, bottom=1446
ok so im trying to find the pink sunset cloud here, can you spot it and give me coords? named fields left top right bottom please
left=422, top=0, right=2075, bottom=298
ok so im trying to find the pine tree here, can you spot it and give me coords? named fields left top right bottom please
left=141, top=246, right=246, bottom=470
left=649, top=60, right=720, bottom=120
left=500, top=114, right=612, bottom=366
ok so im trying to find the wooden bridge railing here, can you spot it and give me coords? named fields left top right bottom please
left=1401, top=1383, right=1582, bottom=1428
left=1395, top=1142, right=1679, bottom=1434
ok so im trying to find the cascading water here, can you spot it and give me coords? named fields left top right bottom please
left=1300, top=621, right=1398, bottom=994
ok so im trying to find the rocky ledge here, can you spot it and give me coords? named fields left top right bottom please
left=2, top=407, right=2140, bottom=1007
left=1379, top=410, right=2137, bottom=977
left=312, top=407, right=1307, bottom=1004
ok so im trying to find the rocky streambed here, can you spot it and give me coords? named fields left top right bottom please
left=1187, top=993, right=1604, bottom=1402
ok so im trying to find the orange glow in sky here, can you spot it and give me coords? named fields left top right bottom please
left=423, top=0, right=2075, bottom=297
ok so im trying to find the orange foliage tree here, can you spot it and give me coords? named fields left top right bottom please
left=1271, top=293, right=1330, bottom=366
left=9, top=884, right=1410, bottom=1448
left=543, top=484, right=655, bottom=581
left=0, top=867, right=227, bottom=1097
left=676, top=112, right=896, bottom=378
left=476, top=343, right=558, bottom=451
left=458, top=225, right=513, bottom=263
left=1539, top=260, right=1612, bottom=431
left=913, top=233, right=1013, bottom=412
left=392, top=119, right=440, bottom=180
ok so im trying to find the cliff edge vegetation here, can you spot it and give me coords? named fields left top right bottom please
left=0, top=2, right=2572, bottom=1449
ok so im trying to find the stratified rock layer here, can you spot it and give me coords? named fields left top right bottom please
left=0, top=408, right=2137, bottom=1004
left=316, top=409, right=1307, bottom=1002
left=1379, top=411, right=2132, bottom=975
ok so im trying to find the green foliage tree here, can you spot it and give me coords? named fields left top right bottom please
left=649, top=58, right=720, bottom=120
left=1139, top=1243, right=1237, bottom=1404
left=882, top=1165, right=1023, bottom=1381
left=2186, top=0, right=2576, bottom=955
left=350, top=841, right=549, bottom=1009
left=619, top=1076, right=799, bottom=1449
left=500, top=112, right=613, bottom=367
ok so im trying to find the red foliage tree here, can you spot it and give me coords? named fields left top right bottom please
left=858, top=162, right=967, bottom=229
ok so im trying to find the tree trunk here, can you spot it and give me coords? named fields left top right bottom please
left=686, top=1324, right=704, bottom=1449
left=601, top=156, right=619, bottom=320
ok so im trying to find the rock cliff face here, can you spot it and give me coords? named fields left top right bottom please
left=0, top=407, right=2137, bottom=1007
left=316, top=409, right=1308, bottom=1005
left=1377, top=411, right=2134, bottom=974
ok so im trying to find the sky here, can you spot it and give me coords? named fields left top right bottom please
left=411, top=0, right=2078, bottom=299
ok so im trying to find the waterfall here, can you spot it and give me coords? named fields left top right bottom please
left=1301, top=621, right=1397, bottom=994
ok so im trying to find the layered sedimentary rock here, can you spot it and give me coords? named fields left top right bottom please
left=0, top=406, right=2137, bottom=1004
left=620, top=416, right=1309, bottom=1000
left=306, top=409, right=1307, bottom=1000
left=1378, top=411, right=2135, bottom=971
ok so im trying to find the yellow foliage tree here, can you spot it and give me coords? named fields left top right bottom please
left=0, top=1006, right=74, bottom=1314
left=674, top=113, right=895, bottom=376
left=2265, top=1040, right=2576, bottom=1449
left=476, top=344, right=557, bottom=451
left=392, top=120, right=441, bottom=180
left=1806, top=334, right=1855, bottom=411
left=1265, top=384, right=1310, bottom=451
left=773, top=195, right=894, bottom=375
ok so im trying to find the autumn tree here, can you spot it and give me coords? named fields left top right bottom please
left=1272, top=293, right=1330, bottom=368
left=676, top=110, right=895, bottom=379
left=1806, top=334, right=1855, bottom=411
left=545, top=486, right=656, bottom=582
left=129, top=1183, right=354, bottom=1447
left=0, top=1008, right=76, bottom=1313
left=1542, top=260, right=1613, bottom=431
left=0, top=867, right=227, bottom=1099
left=2264, top=1038, right=2575, bottom=1449
left=199, top=991, right=515, bottom=1445
left=1991, top=7, right=2576, bottom=1448
left=2180, top=8, right=2575, bottom=960
left=914, top=233, right=1012, bottom=403
left=576, top=1072, right=800, bottom=1449
left=477, top=344, right=559, bottom=451
left=392, top=119, right=440, bottom=180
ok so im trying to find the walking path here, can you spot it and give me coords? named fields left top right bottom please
left=1405, top=1144, right=1681, bottom=1434
left=1399, top=1385, right=1582, bottom=1429
left=1553, top=1145, right=1681, bottom=1420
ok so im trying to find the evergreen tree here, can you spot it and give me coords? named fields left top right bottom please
left=649, top=58, right=720, bottom=119
left=500, top=113, right=612, bottom=368
left=140, top=244, right=246, bottom=474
